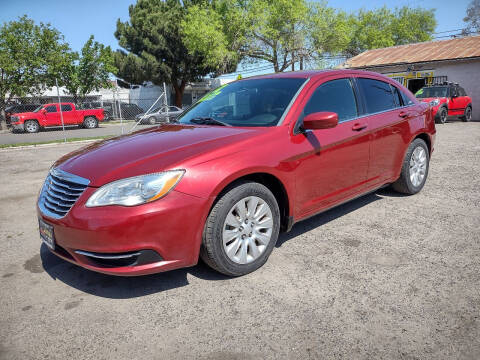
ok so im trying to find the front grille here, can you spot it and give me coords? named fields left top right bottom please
left=38, top=168, right=90, bottom=219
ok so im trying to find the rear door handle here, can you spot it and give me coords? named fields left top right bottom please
left=351, top=122, right=367, bottom=131
left=399, top=111, right=410, bottom=118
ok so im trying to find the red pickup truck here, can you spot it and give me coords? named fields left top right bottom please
left=9, top=103, right=104, bottom=133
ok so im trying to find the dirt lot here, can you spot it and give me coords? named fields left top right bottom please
left=0, top=122, right=479, bottom=360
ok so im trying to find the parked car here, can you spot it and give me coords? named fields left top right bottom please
left=5, top=103, right=41, bottom=126
left=135, top=106, right=183, bottom=124
left=415, top=83, right=473, bottom=124
left=10, top=103, right=104, bottom=133
left=37, top=70, right=435, bottom=277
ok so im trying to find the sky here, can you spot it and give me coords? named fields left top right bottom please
left=0, top=0, right=472, bottom=77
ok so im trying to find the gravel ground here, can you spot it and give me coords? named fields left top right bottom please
left=0, top=123, right=154, bottom=145
left=0, top=122, right=479, bottom=360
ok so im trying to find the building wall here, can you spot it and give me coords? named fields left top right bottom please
left=360, top=59, right=480, bottom=120
left=434, top=61, right=480, bottom=120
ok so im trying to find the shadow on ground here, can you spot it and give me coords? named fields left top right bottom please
left=41, top=188, right=395, bottom=299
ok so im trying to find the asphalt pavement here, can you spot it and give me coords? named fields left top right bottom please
left=0, top=122, right=479, bottom=359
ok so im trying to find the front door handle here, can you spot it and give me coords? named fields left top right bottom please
left=399, top=111, right=410, bottom=118
left=352, top=122, right=367, bottom=131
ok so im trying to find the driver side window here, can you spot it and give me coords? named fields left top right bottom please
left=304, top=78, right=358, bottom=122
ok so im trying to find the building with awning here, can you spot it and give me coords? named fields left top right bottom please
left=340, top=36, right=480, bottom=119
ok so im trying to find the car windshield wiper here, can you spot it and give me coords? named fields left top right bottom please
left=190, top=117, right=231, bottom=126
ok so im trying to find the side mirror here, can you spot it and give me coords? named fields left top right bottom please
left=303, top=111, right=338, bottom=130
left=41, top=109, right=47, bottom=114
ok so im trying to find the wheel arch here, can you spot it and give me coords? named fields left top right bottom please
left=210, top=172, right=292, bottom=233
left=414, top=132, right=432, bottom=155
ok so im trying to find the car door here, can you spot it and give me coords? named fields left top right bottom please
left=44, top=105, right=60, bottom=126
left=291, top=76, right=371, bottom=218
left=60, top=104, right=76, bottom=125
left=355, top=77, right=415, bottom=183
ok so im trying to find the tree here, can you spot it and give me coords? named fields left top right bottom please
left=240, top=0, right=310, bottom=72
left=115, top=0, right=224, bottom=107
left=463, top=0, right=480, bottom=35
left=59, top=35, right=116, bottom=103
left=113, top=50, right=148, bottom=85
left=0, top=15, right=70, bottom=129
left=344, top=7, right=436, bottom=57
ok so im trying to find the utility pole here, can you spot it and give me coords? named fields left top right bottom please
left=55, top=78, right=66, bottom=143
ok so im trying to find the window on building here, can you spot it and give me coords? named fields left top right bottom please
left=357, top=78, right=396, bottom=114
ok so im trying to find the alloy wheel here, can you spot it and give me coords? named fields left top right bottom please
left=409, top=147, right=427, bottom=187
left=222, top=196, right=274, bottom=264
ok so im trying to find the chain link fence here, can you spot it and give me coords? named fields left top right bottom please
left=0, top=83, right=185, bottom=137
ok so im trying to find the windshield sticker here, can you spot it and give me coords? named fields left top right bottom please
left=197, top=84, right=228, bottom=103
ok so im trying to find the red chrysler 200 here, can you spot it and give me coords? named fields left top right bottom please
left=37, top=70, right=435, bottom=277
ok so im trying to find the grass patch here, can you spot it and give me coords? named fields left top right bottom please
left=0, top=135, right=114, bottom=149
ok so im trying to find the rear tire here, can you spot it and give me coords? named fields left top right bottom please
left=462, top=105, right=472, bottom=122
left=392, top=138, right=429, bottom=195
left=83, top=117, right=98, bottom=129
left=24, top=120, right=40, bottom=133
left=200, top=182, right=280, bottom=276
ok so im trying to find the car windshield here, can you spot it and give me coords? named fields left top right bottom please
left=33, top=105, right=44, bottom=112
left=415, top=87, right=448, bottom=98
left=178, top=78, right=306, bottom=127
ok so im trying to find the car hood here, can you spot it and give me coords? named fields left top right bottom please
left=54, top=124, right=265, bottom=186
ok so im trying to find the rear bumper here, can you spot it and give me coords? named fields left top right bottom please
left=37, top=189, right=211, bottom=276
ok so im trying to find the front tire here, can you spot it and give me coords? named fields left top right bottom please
left=201, top=182, right=280, bottom=276
left=436, top=107, right=448, bottom=124
left=83, top=116, right=98, bottom=129
left=392, top=138, right=429, bottom=195
left=462, top=106, right=472, bottom=122
left=24, top=120, right=40, bottom=133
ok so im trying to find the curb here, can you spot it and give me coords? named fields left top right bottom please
left=0, top=139, right=100, bottom=151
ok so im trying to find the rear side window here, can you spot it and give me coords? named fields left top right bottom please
left=357, top=78, right=396, bottom=114
left=391, top=85, right=404, bottom=107
left=303, top=78, right=358, bottom=122
left=45, top=105, right=57, bottom=113
left=400, top=91, right=414, bottom=106
left=61, top=104, right=72, bottom=111
left=459, top=87, right=467, bottom=96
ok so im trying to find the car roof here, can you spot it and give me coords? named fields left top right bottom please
left=244, top=69, right=387, bottom=81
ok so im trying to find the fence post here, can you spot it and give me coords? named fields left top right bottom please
left=55, top=78, right=67, bottom=143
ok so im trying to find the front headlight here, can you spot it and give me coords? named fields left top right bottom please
left=86, top=170, right=185, bottom=207
left=430, top=99, right=440, bottom=106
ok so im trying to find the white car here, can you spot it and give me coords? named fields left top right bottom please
left=136, top=106, right=183, bottom=124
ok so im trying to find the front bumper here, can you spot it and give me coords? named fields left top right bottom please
left=37, top=188, right=210, bottom=276
left=11, top=122, right=24, bottom=131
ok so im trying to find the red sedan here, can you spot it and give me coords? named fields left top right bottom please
left=37, top=70, right=435, bottom=276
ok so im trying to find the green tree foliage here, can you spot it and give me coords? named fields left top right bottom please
left=0, top=16, right=70, bottom=127
left=115, top=0, right=229, bottom=107
left=59, top=35, right=116, bottom=103
left=345, top=7, right=436, bottom=57
left=181, top=2, right=435, bottom=73
left=463, top=0, right=480, bottom=34
left=113, top=50, right=148, bottom=85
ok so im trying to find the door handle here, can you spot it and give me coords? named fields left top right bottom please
left=399, top=111, right=410, bottom=118
left=351, top=122, right=367, bottom=131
